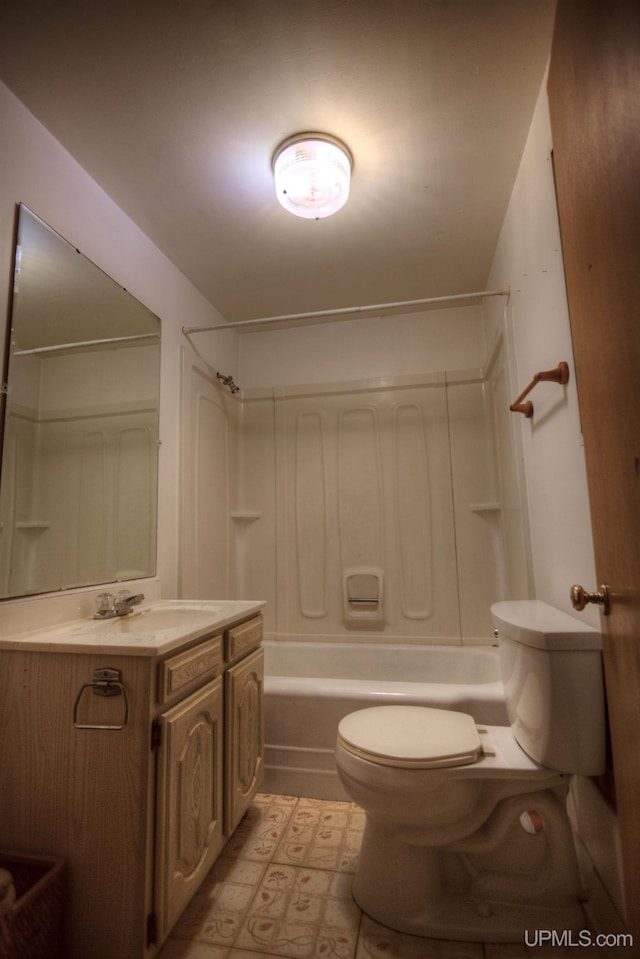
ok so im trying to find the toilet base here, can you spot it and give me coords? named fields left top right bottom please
left=353, top=787, right=587, bottom=942
left=353, top=883, right=585, bottom=943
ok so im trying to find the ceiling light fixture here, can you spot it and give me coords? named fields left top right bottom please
left=272, top=133, right=353, bottom=220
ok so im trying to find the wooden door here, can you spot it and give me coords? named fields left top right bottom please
left=155, top=676, right=225, bottom=945
left=547, top=0, right=640, bottom=938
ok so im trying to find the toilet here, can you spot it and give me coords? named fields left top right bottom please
left=335, top=600, right=605, bottom=942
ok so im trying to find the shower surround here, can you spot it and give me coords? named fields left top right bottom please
left=230, top=336, right=527, bottom=646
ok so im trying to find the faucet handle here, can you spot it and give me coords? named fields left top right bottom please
left=95, top=592, right=115, bottom=614
left=115, top=591, right=145, bottom=609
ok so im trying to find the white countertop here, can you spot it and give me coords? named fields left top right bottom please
left=0, top=599, right=265, bottom=656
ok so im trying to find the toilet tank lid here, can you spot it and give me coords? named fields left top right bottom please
left=491, top=600, right=601, bottom=650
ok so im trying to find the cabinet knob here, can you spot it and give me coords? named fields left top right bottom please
left=570, top=583, right=610, bottom=615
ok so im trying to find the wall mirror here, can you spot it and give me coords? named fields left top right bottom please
left=0, top=204, right=160, bottom=599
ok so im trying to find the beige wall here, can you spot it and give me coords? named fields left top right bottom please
left=0, top=81, right=239, bottom=602
left=483, top=71, right=598, bottom=626
left=238, top=305, right=487, bottom=388
left=482, top=71, right=623, bottom=927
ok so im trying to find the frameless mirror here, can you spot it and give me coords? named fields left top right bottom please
left=0, top=205, right=160, bottom=599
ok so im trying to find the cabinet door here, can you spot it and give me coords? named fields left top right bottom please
left=225, top=648, right=264, bottom=834
left=155, top=676, right=224, bottom=944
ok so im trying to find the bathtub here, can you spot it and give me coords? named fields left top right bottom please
left=262, top=639, right=509, bottom=800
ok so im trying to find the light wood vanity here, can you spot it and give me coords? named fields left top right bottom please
left=0, top=601, right=265, bottom=958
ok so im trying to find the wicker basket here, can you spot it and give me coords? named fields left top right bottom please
left=0, top=852, right=64, bottom=959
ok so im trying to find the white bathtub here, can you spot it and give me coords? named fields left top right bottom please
left=262, top=640, right=509, bottom=800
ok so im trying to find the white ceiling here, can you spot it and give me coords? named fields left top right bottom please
left=0, top=0, right=556, bottom=324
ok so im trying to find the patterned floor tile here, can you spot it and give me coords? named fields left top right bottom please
left=156, top=937, right=230, bottom=958
left=273, top=798, right=365, bottom=873
left=171, top=858, right=268, bottom=947
left=230, top=951, right=293, bottom=959
left=159, top=795, right=527, bottom=959
left=223, top=795, right=300, bottom=861
left=254, top=793, right=301, bottom=809
left=355, top=915, right=484, bottom=958
left=234, top=863, right=361, bottom=958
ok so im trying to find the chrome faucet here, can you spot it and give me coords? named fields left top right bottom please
left=94, top=591, right=145, bottom=619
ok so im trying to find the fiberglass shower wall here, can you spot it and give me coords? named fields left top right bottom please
left=238, top=368, right=506, bottom=645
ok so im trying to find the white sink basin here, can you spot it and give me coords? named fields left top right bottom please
left=95, top=602, right=221, bottom=633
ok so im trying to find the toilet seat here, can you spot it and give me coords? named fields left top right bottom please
left=337, top=705, right=482, bottom=769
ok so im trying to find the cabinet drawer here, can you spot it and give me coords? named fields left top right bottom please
left=158, top=635, right=223, bottom=703
left=225, top=614, right=263, bottom=664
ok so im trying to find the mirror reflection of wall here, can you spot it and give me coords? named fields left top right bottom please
left=0, top=205, right=161, bottom=599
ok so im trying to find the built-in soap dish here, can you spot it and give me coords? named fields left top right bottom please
left=343, top=567, right=384, bottom=626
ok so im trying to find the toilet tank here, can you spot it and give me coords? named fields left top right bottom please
left=491, top=601, right=605, bottom=776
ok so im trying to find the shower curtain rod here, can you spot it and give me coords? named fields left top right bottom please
left=182, top=287, right=510, bottom=336
left=13, top=332, right=159, bottom=357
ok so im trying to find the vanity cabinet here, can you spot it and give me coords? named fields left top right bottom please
left=0, top=609, right=264, bottom=959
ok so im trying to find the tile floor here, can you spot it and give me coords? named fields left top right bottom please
left=156, top=793, right=625, bottom=959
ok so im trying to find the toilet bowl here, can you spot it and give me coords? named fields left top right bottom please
left=334, top=601, right=605, bottom=942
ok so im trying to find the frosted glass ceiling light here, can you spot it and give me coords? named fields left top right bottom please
left=273, top=133, right=352, bottom=219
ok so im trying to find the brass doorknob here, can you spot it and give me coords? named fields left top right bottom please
left=570, top=583, right=610, bottom=615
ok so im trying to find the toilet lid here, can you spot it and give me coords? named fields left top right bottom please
left=337, top=705, right=482, bottom=769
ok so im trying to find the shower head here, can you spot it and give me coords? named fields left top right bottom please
left=216, top=371, right=240, bottom=394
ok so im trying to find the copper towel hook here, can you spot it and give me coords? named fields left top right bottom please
left=509, top=361, right=569, bottom=418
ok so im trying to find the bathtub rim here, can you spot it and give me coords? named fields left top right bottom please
left=262, top=637, right=509, bottom=801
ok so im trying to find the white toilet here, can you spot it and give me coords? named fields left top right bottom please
left=335, top=600, right=605, bottom=942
